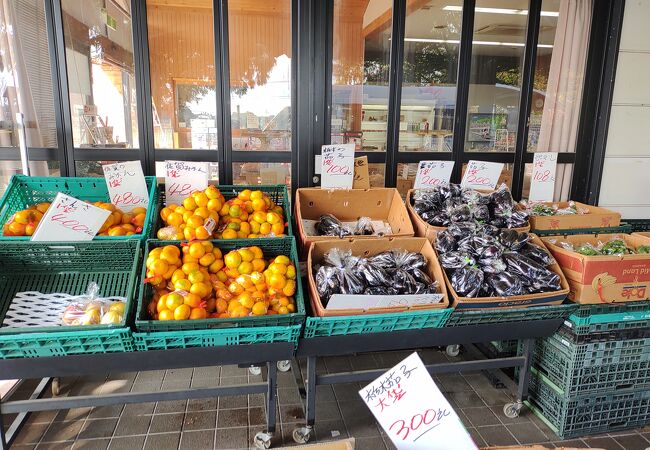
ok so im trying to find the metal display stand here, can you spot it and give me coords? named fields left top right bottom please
left=291, top=318, right=565, bottom=444
left=0, top=343, right=295, bottom=450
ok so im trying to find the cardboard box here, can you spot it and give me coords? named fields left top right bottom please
left=542, top=233, right=650, bottom=304
left=528, top=201, right=621, bottom=231
left=406, top=189, right=530, bottom=243
left=295, top=188, right=414, bottom=258
left=442, top=234, right=570, bottom=309
left=307, top=237, right=449, bottom=317
left=278, top=438, right=355, bottom=449
left=634, top=232, right=650, bottom=239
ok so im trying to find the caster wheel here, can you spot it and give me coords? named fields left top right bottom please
left=446, top=345, right=460, bottom=357
left=249, top=366, right=262, bottom=376
left=292, top=426, right=313, bottom=444
left=503, top=401, right=523, bottom=419
left=254, top=431, right=273, bottom=449
left=51, top=378, right=60, bottom=396
left=277, top=360, right=292, bottom=372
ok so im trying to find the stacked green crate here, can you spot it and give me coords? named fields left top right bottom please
left=526, top=301, right=650, bottom=438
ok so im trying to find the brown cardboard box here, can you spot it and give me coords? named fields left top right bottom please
left=528, top=201, right=621, bottom=231
left=443, top=234, right=570, bottom=309
left=295, top=188, right=414, bottom=258
left=634, top=232, right=650, bottom=239
left=406, top=189, right=530, bottom=243
left=307, top=237, right=449, bottom=317
left=542, top=233, right=650, bottom=304
left=278, top=438, right=355, bottom=449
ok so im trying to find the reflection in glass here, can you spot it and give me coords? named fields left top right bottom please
left=0, top=0, right=58, bottom=148
left=232, top=163, right=291, bottom=186
left=147, top=0, right=217, bottom=149
left=368, top=163, right=386, bottom=187
left=62, top=0, right=138, bottom=148
left=331, top=0, right=391, bottom=152
left=155, top=161, right=219, bottom=183
left=399, top=1, right=462, bottom=152
left=465, top=0, right=528, bottom=152
left=75, top=160, right=118, bottom=177
left=229, top=0, right=291, bottom=152
left=0, top=161, right=59, bottom=195
left=396, top=163, right=417, bottom=196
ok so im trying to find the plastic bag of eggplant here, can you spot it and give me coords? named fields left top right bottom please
left=411, top=183, right=529, bottom=229
left=435, top=224, right=562, bottom=298
left=314, top=248, right=440, bottom=305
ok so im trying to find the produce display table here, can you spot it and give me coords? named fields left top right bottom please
left=290, top=305, right=577, bottom=445
left=0, top=342, right=294, bottom=450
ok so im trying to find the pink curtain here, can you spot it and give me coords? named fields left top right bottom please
left=537, top=0, right=593, bottom=200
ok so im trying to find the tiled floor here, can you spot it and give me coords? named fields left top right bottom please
left=4, top=349, right=650, bottom=450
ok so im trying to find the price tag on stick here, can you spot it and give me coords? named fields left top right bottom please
left=165, top=160, right=209, bottom=206
left=31, top=193, right=111, bottom=241
left=529, top=153, right=558, bottom=201
left=320, top=144, right=355, bottom=189
left=414, top=161, right=454, bottom=189
left=359, top=353, right=477, bottom=450
left=102, top=161, right=149, bottom=212
left=461, top=160, right=504, bottom=190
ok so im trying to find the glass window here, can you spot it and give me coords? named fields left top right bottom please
left=62, top=0, right=138, bottom=149
left=527, top=0, right=589, bottom=153
left=0, top=0, right=58, bottom=148
left=155, top=161, right=219, bottom=183
left=232, top=162, right=290, bottom=186
left=146, top=0, right=217, bottom=149
left=398, top=1, right=462, bottom=152
left=229, top=0, right=292, bottom=152
left=368, top=163, right=385, bottom=187
left=75, top=160, right=118, bottom=177
left=331, top=0, right=392, bottom=152
left=465, top=0, right=528, bottom=153
left=522, top=162, right=573, bottom=201
left=0, top=161, right=59, bottom=195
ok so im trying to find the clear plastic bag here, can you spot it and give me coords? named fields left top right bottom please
left=61, top=282, right=125, bottom=326
left=316, top=214, right=353, bottom=237
left=354, top=217, right=375, bottom=236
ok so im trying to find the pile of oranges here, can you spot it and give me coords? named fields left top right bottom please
left=157, top=187, right=286, bottom=240
left=2, top=202, right=147, bottom=237
left=145, top=244, right=298, bottom=320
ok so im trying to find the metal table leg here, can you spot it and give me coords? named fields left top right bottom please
left=504, top=338, right=533, bottom=419
left=253, top=361, right=278, bottom=449
left=0, top=409, right=6, bottom=450
left=290, top=356, right=316, bottom=445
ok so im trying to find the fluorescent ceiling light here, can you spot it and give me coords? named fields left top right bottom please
left=403, top=37, right=552, bottom=48
left=442, top=6, right=559, bottom=17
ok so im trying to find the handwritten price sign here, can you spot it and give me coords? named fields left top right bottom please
left=414, top=161, right=454, bottom=189
left=165, top=161, right=209, bottom=206
left=102, top=161, right=149, bottom=212
left=529, top=153, right=558, bottom=201
left=320, top=143, right=355, bottom=189
left=31, top=193, right=111, bottom=242
left=461, top=160, right=504, bottom=190
left=360, top=353, right=477, bottom=450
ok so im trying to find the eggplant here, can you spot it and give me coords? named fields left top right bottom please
left=451, top=266, right=484, bottom=297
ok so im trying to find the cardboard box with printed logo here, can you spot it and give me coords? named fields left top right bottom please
left=542, top=233, right=650, bottom=304
left=528, top=201, right=621, bottom=232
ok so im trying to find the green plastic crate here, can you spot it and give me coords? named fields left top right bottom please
left=0, top=175, right=158, bottom=241
left=624, top=219, right=650, bottom=233
left=564, top=301, right=650, bottom=335
left=533, top=225, right=631, bottom=237
left=302, top=308, right=453, bottom=338
left=0, top=240, right=140, bottom=358
left=132, top=324, right=300, bottom=350
left=135, top=237, right=305, bottom=332
left=445, top=303, right=578, bottom=327
left=154, top=184, right=293, bottom=238
left=526, top=373, right=650, bottom=438
left=490, top=340, right=519, bottom=356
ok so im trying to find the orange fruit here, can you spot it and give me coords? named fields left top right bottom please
left=174, top=304, right=191, bottom=320
left=108, top=226, right=126, bottom=236
left=166, top=292, right=184, bottom=310
left=188, top=242, right=206, bottom=259
left=239, top=222, right=251, bottom=235
left=183, top=293, right=203, bottom=308
left=187, top=271, right=205, bottom=284
left=269, top=262, right=287, bottom=275
left=238, top=292, right=255, bottom=309
left=193, top=192, right=209, bottom=207
left=150, top=259, right=169, bottom=277
left=224, top=267, right=240, bottom=279
left=236, top=275, right=255, bottom=289
left=216, top=271, right=228, bottom=283
left=271, top=223, right=284, bottom=235
left=238, top=248, right=255, bottom=262
left=229, top=205, right=242, bottom=218
left=266, top=212, right=282, bottom=224
left=251, top=258, right=266, bottom=272
left=171, top=269, right=186, bottom=283
left=249, top=221, right=261, bottom=234
left=157, top=296, right=168, bottom=313
left=158, top=309, right=174, bottom=320
left=251, top=198, right=266, bottom=212
left=269, top=273, right=286, bottom=290
left=207, top=198, right=222, bottom=211
left=252, top=301, right=268, bottom=316
left=283, top=279, right=296, bottom=296
left=174, top=278, right=192, bottom=292
left=183, top=197, right=197, bottom=211
left=183, top=210, right=194, bottom=223
left=259, top=223, right=271, bottom=235
left=182, top=262, right=200, bottom=275
left=199, top=252, right=216, bottom=267
left=166, top=212, right=184, bottom=227
left=224, top=251, right=242, bottom=269
left=195, top=226, right=211, bottom=240
left=7, top=222, right=26, bottom=235
left=286, top=265, right=297, bottom=279
left=238, top=189, right=252, bottom=201
left=190, top=282, right=211, bottom=298
left=208, top=259, right=225, bottom=273
left=194, top=207, right=210, bottom=219
left=216, top=298, right=228, bottom=313
left=237, top=261, right=253, bottom=275
left=228, top=282, right=245, bottom=295
left=189, top=307, right=208, bottom=319
left=221, top=229, right=237, bottom=239
left=186, top=215, right=205, bottom=229
left=278, top=306, right=289, bottom=315
left=183, top=227, right=196, bottom=241
left=251, top=211, right=266, bottom=224
left=205, top=185, right=220, bottom=199
left=161, top=246, right=181, bottom=263
left=250, top=191, right=264, bottom=200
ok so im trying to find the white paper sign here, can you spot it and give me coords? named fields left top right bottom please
left=360, top=353, right=477, bottom=450
left=164, top=161, right=209, bottom=206
left=326, top=294, right=444, bottom=311
left=414, top=161, right=454, bottom=189
left=529, top=153, right=558, bottom=201
left=320, top=144, right=355, bottom=189
left=461, top=160, right=504, bottom=189
left=31, top=193, right=111, bottom=242
left=102, top=161, right=149, bottom=212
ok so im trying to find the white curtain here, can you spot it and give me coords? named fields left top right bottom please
left=536, top=0, right=593, bottom=200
